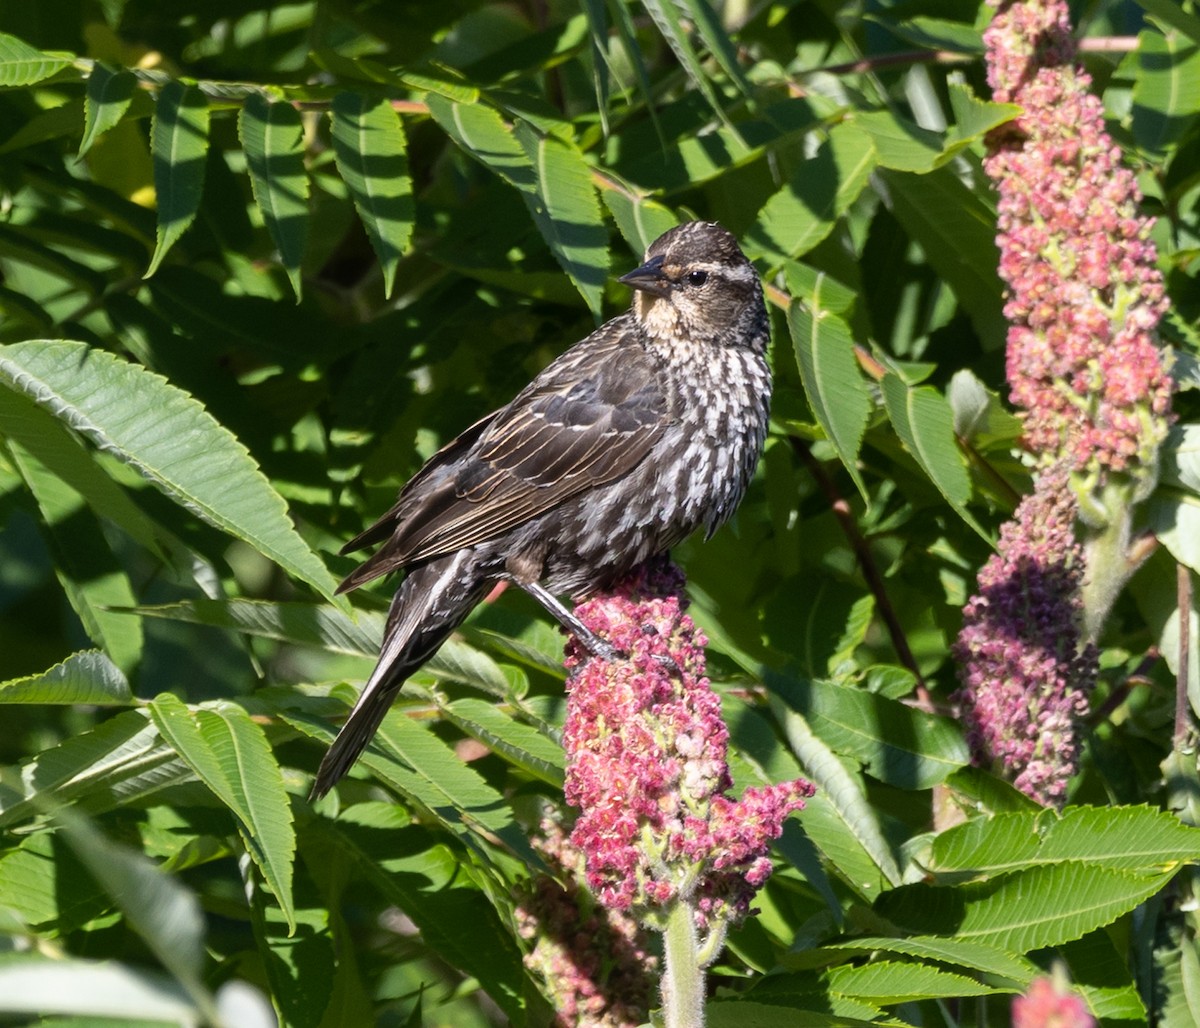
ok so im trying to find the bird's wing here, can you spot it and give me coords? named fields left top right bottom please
left=340, top=409, right=501, bottom=555
left=338, top=325, right=671, bottom=591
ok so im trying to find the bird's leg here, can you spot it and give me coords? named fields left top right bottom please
left=518, top=581, right=682, bottom=676
left=518, top=581, right=623, bottom=661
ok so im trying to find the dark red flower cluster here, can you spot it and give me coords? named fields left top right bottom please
left=515, top=816, right=656, bottom=1028
left=562, top=561, right=813, bottom=927
left=953, top=469, right=1097, bottom=805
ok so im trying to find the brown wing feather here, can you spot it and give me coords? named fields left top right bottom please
left=338, top=321, right=671, bottom=593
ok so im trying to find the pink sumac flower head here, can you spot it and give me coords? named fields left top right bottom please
left=562, top=559, right=814, bottom=935
left=952, top=468, right=1098, bottom=806
left=516, top=815, right=656, bottom=1028
left=983, top=0, right=1172, bottom=512
left=1013, top=973, right=1096, bottom=1028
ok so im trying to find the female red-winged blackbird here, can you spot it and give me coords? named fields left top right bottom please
left=312, top=221, right=771, bottom=798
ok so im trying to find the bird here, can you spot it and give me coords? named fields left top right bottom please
left=311, top=220, right=771, bottom=798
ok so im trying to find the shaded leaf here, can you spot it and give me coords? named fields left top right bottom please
left=240, top=93, right=309, bottom=301
left=641, top=0, right=742, bottom=137
left=513, top=122, right=608, bottom=317
left=0, top=710, right=188, bottom=829
left=56, top=810, right=213, bottom=1017
left=80, top=63, right=136, bottom=158
left=1129, top=28, right=1200, bottom=154
left=146, top=81, right=209, bottom=277
left=600, top=182, right=678, bottom=259
left=878, top=166, right=1005, bottom=349
left=441, top=697, right=564, bottom=786
left=8, top=441, right=143, bottom=670
left=770, top=697, right=902, bottom=894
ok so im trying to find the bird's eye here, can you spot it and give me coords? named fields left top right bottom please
left=687, top=270, right=708, bottom=287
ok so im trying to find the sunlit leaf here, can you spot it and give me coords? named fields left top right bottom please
left=0, top=650, right=131, bottom=706
left=0, top=32, right=71, bottom=86
left=787, top=287, right=870, bottom=499
left=148, top=694, right=296, bottom=933
left=0, top=340, right=343, bottom=605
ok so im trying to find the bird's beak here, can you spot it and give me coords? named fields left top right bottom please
left=619, top=254, right=671, bottom=298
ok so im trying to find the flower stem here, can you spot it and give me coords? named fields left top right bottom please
left=660, top=898, right=705, bottom=1028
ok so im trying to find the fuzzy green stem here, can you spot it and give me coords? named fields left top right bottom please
left=1079, top=480, right=1144, bottom=642
left=660, top=898, right=705, bottom=1028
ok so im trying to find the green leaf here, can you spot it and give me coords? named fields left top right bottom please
left=817, top=936, right=1037, bottom=983
left=329, top=93, right=414, bottom=298
left=0, top=650, right=131, bottom=706
left=944, top=82, right=1019, bottom=163
left=441, top=697, right=564, bottom=786
left=1129, top=28, right=1200, bottom=154
left=0, top=958, right=198, bottom=1023
left=315, top=818, right=530, bottom=1023
left=513, top=122, right=608, bottom=317
left=146, top=81, right=209, bottom=277
left=132, top=598, right=515, bottom=694
left=746, top=123, right=876, bottom=264
left=0, top=340, right=342, bottom=605
left=880, top=864, right=1176, bottom=951
left=0, top=710, right=188, bottom=829
left=600, top=183, right=678, bottom=259
left=8, top=441, right=143, bottom=671
left=427, top=94, right=531, bottom=187
left=928, top=806, right=1200, bottom=878
left=768, top=673, right=969, bottom=790
left=428, top=96, right=608, bottom=315
left=672, top=0, right=754, bottom=102
left=240, top=94, right=309, bottom=301
left=1136, top=0, right=1200, bottom=45
left=878, top=166, right=1005, bottom=349
left=641, top=0, right=742, bottom=138
left=770, top=697, right=902, bottom=894
left=55, top=810, right=213, bottom=1017
left=0, top=32, right=71, bottom=86
left=854, top=110, right=944, bottom=173
left=827, top=960, right=1000, bottom=1003
left=881, top=372, right=989, bottom=538
left=1060, top=931, right=1149, bottom=1023
left=0, top=386, right=168, bottom=559
left=708, top=1001, right=879, bottom=1027
left=147, top=694, right=297, bottom=933
left=287, top=707, right=536, bottom=865
left=80, top=63, right=136, bottom=158
left=787, top=289, right=870, bottom=499
left=245, top=830, right=365, bottom=1028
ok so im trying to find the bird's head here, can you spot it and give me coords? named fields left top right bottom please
left=620, top=221, right=767, bottom=352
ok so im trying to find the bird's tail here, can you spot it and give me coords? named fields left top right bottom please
left=310, top=551, right=487, bottom=799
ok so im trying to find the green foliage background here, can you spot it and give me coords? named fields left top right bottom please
left=0, top=0, right=1199, bottom=1025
